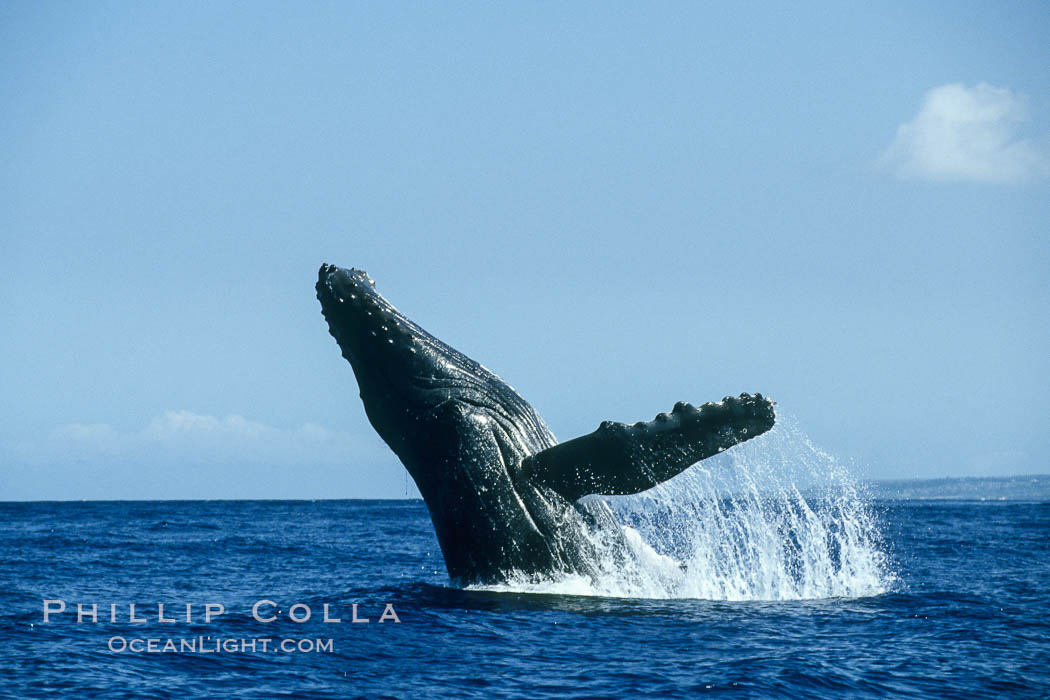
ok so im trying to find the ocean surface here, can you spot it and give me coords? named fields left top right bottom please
left=3, top=465, right=1049, bottom=696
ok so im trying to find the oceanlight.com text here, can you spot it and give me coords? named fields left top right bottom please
left=107, top=636, right=335, bottom=654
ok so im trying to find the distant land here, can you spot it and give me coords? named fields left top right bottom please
left=867, top=474, right=1050, bottom=501
left=3, top=475, right=1050, bottom=503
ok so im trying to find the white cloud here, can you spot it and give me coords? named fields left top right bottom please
left=42, top=410, right=385, bottom=465
left=141, top=411, right=269, bottom=441
left=879, top=82, right=1049, bottom=183
left=3, top=411, right=408, bottom=500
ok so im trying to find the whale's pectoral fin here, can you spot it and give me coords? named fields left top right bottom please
left=520, top=393, right=775, bottom=501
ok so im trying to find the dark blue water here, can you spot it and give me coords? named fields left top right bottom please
left=2, top=498, right=1048, bottom=697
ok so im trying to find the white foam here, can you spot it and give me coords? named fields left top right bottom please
left=473, top=415, right=895, bottom=601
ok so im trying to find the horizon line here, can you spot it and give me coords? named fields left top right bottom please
left=3, top=472, right=1048, bottom=504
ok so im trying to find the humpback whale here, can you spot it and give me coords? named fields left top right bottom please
left=316, top=263, right=775, bottom=585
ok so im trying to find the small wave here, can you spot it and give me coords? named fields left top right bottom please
left=474, top=414, right=895, bottom=601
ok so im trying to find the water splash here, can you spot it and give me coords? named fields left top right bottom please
left=477, top=414, right=895, bottom=601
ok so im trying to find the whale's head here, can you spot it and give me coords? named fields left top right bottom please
left=316, top=264, right=426, bottom=385
left=316, top=263, right=554, bottom=479
left=315, top=264, right=473, bottom=412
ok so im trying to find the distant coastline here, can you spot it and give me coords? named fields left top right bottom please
left=866, top=474, right=1050, bottom=501
left=3, top=474, right=1049, bottom=503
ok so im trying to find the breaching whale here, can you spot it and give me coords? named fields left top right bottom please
left=316, top=263, right=775, bottom=585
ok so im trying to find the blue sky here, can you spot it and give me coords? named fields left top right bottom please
left=3, top=2, right=1048, bottom=499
